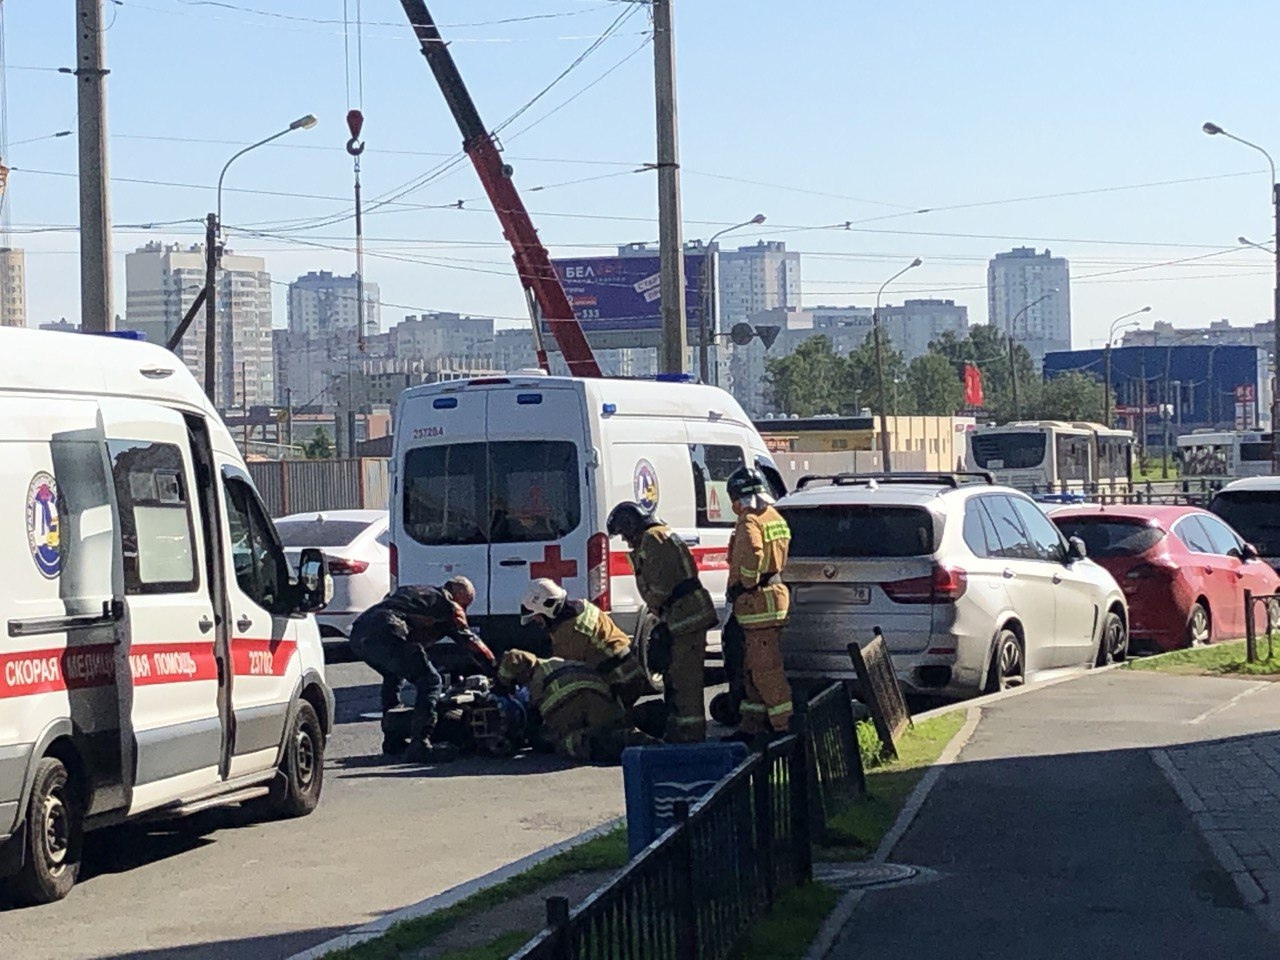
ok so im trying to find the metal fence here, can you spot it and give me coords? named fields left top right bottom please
left=247, top=458, right=390, bottom=517
left=796, top=684, right=865, bottom=844
left=512, top=732, right=813, bottom=960
left=1243, top=589, right=1280, bottom=663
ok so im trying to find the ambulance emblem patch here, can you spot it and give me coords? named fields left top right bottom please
left=633, top=459, right=660, bottom=512
left=26, top=472, right=61, bottom=579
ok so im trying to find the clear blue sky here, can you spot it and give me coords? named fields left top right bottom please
left=5, top=0, right=1280, bottom=346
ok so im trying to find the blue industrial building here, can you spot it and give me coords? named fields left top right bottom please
left=1043, top=344, right=1272, bottom=441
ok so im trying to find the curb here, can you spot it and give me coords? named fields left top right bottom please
left=803, top=706, right=982, bottom=960
left=284, top=817, right=624, bottom=960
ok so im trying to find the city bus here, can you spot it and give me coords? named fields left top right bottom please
left=1177, top=430, right=1273, bottom=480
left=966, top=420, right=1133, bottom=493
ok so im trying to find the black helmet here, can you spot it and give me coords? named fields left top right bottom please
left=606, top=501, right=657, bottom=539
left=726, top=466, right=768, bottom=502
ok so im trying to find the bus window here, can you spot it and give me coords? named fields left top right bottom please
left=969, top=432, right=1046, bottom=470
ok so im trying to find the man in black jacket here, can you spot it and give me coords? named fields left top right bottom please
left=349, top=577, right=495, bottom=762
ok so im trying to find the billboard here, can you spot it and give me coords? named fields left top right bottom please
left=548, top=253, right=708, bottom=350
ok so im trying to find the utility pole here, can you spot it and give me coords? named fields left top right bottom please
left=202, top=213, right=218, bottom=403
left=75, top=0, right=113, bottom=332
left=284, top=387, right=294, bottom=456
left=1272, top=182, right=1279, bottom=464
left=1138, top=351, right=1148, bottom=465
left=652, top=0, right=687, bottom=374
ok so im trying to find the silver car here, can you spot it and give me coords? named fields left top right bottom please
left=778, top=473, right=1128, bottom=698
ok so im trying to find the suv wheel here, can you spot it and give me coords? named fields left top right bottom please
left=985, top=629, right=1024, bottom=693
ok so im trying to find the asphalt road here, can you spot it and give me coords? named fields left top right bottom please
left=0, top=663, right=628, bottom=960
left=831, top=671, right=1280, bottom=959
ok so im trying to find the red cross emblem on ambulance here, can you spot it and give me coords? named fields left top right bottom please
left=530, top=545, right=578, bottom=585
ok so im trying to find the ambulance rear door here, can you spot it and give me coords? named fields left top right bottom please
left=97, top=400, right=223, bottom=812
left=484, top=382, right=591, bottom=625
left=396, top=384, right=493, bottom=613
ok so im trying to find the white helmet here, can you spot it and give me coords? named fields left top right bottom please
left=520, top=578, right=567, bottom=624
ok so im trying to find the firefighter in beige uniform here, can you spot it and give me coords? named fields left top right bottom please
left=497, top=650, right=658, bottom=763
left=724, top=467, right=794, bottom=738
left=607, top=502, right=717, bottom=743
left=519, top=578, right=649, bottom=708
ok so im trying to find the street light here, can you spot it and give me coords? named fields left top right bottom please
left=203, top=114, right=318, bottom=404
left=873, top=257, right=922, bottom=472
left=1239, top=235, right=1277, bottom=255
left=1204, top=120, right=1280, bottom=465
left=1005, top=288, right=1058, bottom=420
left=1104, top=306, right=1152, bottom=426
left=701, top=213, right=766, bottom=384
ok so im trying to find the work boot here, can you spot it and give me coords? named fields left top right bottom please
left=381, top=735, right=408, bottom=757
left=404, top=740, right=458, bottom=764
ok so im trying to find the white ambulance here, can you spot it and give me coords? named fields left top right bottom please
left=389, top=373, right=784, bottom=661
left=0, top=328, right=334, bottom=905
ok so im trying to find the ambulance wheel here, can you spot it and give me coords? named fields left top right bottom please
left=709, top=692, right=741, bottom=727
left=8, top=757, right=82, bottom=905
left=264, top=702, right=324, bottom=819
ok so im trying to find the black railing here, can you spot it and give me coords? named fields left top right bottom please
left=1243, top=589, right=1280, bottom=663
left=511, top=732, right=813, bottom=960
left=795, top=683, right=864, bottom=844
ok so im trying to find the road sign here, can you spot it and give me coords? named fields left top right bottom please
left=549, top=252, right=708, bottom=350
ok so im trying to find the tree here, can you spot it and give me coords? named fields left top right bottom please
left=1036, top=371, right=1106, bottom=423
left=906, top=352, right=966, bottom=415
left=302, top=427, right=334, bottom=460
left=765, top=336, right=846, bottom=416
left=930, top=326, right=1038, bottom=422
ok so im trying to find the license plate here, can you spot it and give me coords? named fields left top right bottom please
left=803, top=584, right=871, bottom=606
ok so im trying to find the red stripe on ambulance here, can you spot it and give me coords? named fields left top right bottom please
left=230, top=638, right=298, bottom=678
left=608, top=546, right=729, bottom=579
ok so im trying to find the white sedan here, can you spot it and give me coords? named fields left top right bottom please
left=277, top=509, right=391, bottom=653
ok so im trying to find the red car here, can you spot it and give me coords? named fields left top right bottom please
left=1050, top=505, right=1280, bottom=652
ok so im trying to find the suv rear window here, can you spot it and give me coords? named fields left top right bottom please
left=1051, top=516, right=1165, bottom=558
left=781, top=505, right=936, bottom=558
left=1210, top=490, right=1280, bottom=556
left=403, top=441, right=580, bottom=546
left=275, top=519, right=373, bottom=548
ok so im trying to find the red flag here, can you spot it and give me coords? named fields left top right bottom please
left=963, top=363, right=984, bottom=407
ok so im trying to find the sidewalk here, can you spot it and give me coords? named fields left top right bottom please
left=824, top=671, right=1280, bottom=960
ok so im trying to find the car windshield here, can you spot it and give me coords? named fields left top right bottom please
left=1051, top=516, right=1165, bottom=558
left=970, top=432, right=1047, bottom=470
left=274, top=519, right=374, bottom=548
left=1210, top=490, right=1280, bottom=557
left=781, top=505, right=936, bottom=558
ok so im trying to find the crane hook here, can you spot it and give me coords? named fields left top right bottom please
left=346, top=109, right=366, bottom=156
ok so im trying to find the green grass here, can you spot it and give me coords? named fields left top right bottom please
left=1125, top=638, right=1280, bottom=678
left=432, top=930, right=536, bottom=960
left=730, top=881, right=841, bottom=960
left=820, top=711, right=967, bottom=859
left=320, top=827, right=628, bottom=960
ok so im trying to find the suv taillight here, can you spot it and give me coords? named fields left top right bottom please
left=328, top=557, right=370, bottom=576
left=588, top=533, right=611, bottom=611
left=882, top=564, right=967, bottom=604
left=389, top=543, right=398, bottom=589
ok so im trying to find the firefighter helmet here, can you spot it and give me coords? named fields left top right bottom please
left=520, top=578, right=567, bottom=624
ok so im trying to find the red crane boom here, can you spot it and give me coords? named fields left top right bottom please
left=397, top=0, right=602, bottom=378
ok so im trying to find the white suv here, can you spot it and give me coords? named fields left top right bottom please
left=778, top=473, right=1127, bottom=698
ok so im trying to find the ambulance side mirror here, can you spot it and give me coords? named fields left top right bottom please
left=296, top=548, right=333, bottom=613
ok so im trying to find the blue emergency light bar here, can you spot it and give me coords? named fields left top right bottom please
left=85, top=330, right=147, bottom=341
